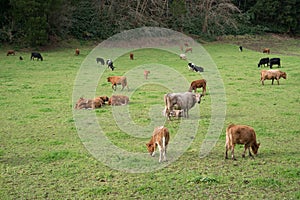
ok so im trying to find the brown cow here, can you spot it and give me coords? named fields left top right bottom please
left=74, top=96, right=109, bottom=109
left=185, top=47, right=192, bottom=53
left=260, top=69, right=287, bottom=85
left=188, top=79, right=206, bottom=96
left=263, top=48, right=270, bottom=54
left=144, top=70, right=150, bottom=79
left=225, top=124, right=260, bottom=160
left=7, top=50, right=15, bottom=56
left=108, top=95, right=129, bottom=106
left=75, top=48, right=80, bottom=56
left=146, top=126, right=170, bottom=163
left=107, top=76, right=129, bottom=91
left=130, top=53, right=134, bottom=60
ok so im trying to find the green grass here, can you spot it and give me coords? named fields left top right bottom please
left=1, top=36, right=300, bottom=199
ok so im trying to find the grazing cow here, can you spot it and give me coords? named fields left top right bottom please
left=269, top=58, right=281, bottom=69
left=75, top=48, right=80, bottom=56
left=144, top=70, right=150, bottom=80
left=19, top=56, right=23, bottom=60
left=31, top=52, right=43, bottom=61
left=258, top=58, right=269, bottom=68
left=96, top=57, right=105, bottom=65
left=225, top=124, right=260, bottom=160
left=106, top=59, right=115, bottom=71
left=7, top=50, right=15, bottom=56
left=180, top=54, right=186, bottom=60
left=108, top=95, right=129, bottom=106
left=188, top=79, right=207, bottom=96
left=74, top=96, right=108, bottom=109
left=239, top=46, right=243, bottom=52
left=263, top=48, right=270, bottom=54
left=107, top=76, right=129, bottom=91
left=130, top=53, right=134, bottom=60
left=146, top=126, right=170, bottom=163
left=188, top=63, right=204, bottom=73
left=260, top=69, right=287, bottom=85
left=185, top=47, right=192, bottom=53
left=164, top=92, right=202, bottom=120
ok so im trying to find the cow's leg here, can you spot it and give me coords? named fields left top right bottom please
left=271, top=78, right=274, bottom=85
left=158, top=144, right=162, bottom=163
left=231, top=146, right=236, bottom=160
left=248, top=148, right=253, bottom=158
left=225, top=144, right=229, bottom=159
left=276, top=78, right=280, bottom=85
left=242, top=145, right=247, bottom=158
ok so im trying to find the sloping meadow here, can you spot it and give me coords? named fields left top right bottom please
left=0, top=37, right=299, bottom=198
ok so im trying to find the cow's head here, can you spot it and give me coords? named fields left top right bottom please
left=195, top=93, right=203, bottom=104
left=146, top=142, right=155, bottom=156
left=251, top=142, right=260, bottom=155
left=100, top=96, right=109, bottom=102
left=107, top=77, right=111, bottom=82
left=281, top=72, right=287, bottom=79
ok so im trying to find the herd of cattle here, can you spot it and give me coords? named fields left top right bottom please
left=6, top=45, right=287, bottom=162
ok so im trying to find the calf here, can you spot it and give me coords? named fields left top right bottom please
left=269, top=58, right=281, bottom=69
left=75, top=48, right=80, bottom=56
left=107, top=76, right=129, bottom=91
left=263, top=48, right=270, bottom=54
left=144, top=70, right=150, bottom=80
left=225, top=124, right=260, bottom=160
left=108, top=95, right=129, bottom=106
left=260, top=69, right=287, bottom=85
left=146, top=126, right=170, bottom=163
left=258, top=58, right=269, bottom=68
left=7, top=50, right=15, bottom=56
left=188, top=79, right=207, bottom=95
left=96, top=57, right=105, bottom=65
left=31, top=52, right=43, bottom=61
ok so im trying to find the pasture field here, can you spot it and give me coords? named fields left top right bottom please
left=1, top=36, right=300, bottom=199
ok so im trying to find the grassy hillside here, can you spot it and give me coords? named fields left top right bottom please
left=0, top=37, right=299, bottom=199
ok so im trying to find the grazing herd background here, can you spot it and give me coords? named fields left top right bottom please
left=1, top=35, right=300, bottom=199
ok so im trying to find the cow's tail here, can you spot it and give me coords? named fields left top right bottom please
left=124, top=77, right=129, bottom=90
left=164, top=94, right=171, bottom=119
left=188, top=86, right=192, bottom=92
left=226, top=124, right=235, bottom=148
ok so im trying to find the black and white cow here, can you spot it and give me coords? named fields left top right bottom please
left=31, top=52, right=43, bottom=61
left=106, top=59, right=115, bottom=71
left=188, top=63, right=204, bottom=73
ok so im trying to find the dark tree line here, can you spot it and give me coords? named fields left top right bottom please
left=0, top=0, right=299, bottom=47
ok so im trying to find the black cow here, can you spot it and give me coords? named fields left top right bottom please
left=96, top=57, right=105, bottom=65
left=258, top=58, right=269, bottom=68
left=270, top=58, right=281, bottom=69
left=106, top=59, right=115, bottom=71
left=188, top=63, right=204, bottom=73
left=31, top=52, right=43, bottom=61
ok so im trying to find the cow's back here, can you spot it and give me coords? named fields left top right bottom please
left=227, top=124, right=256, bottom=145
